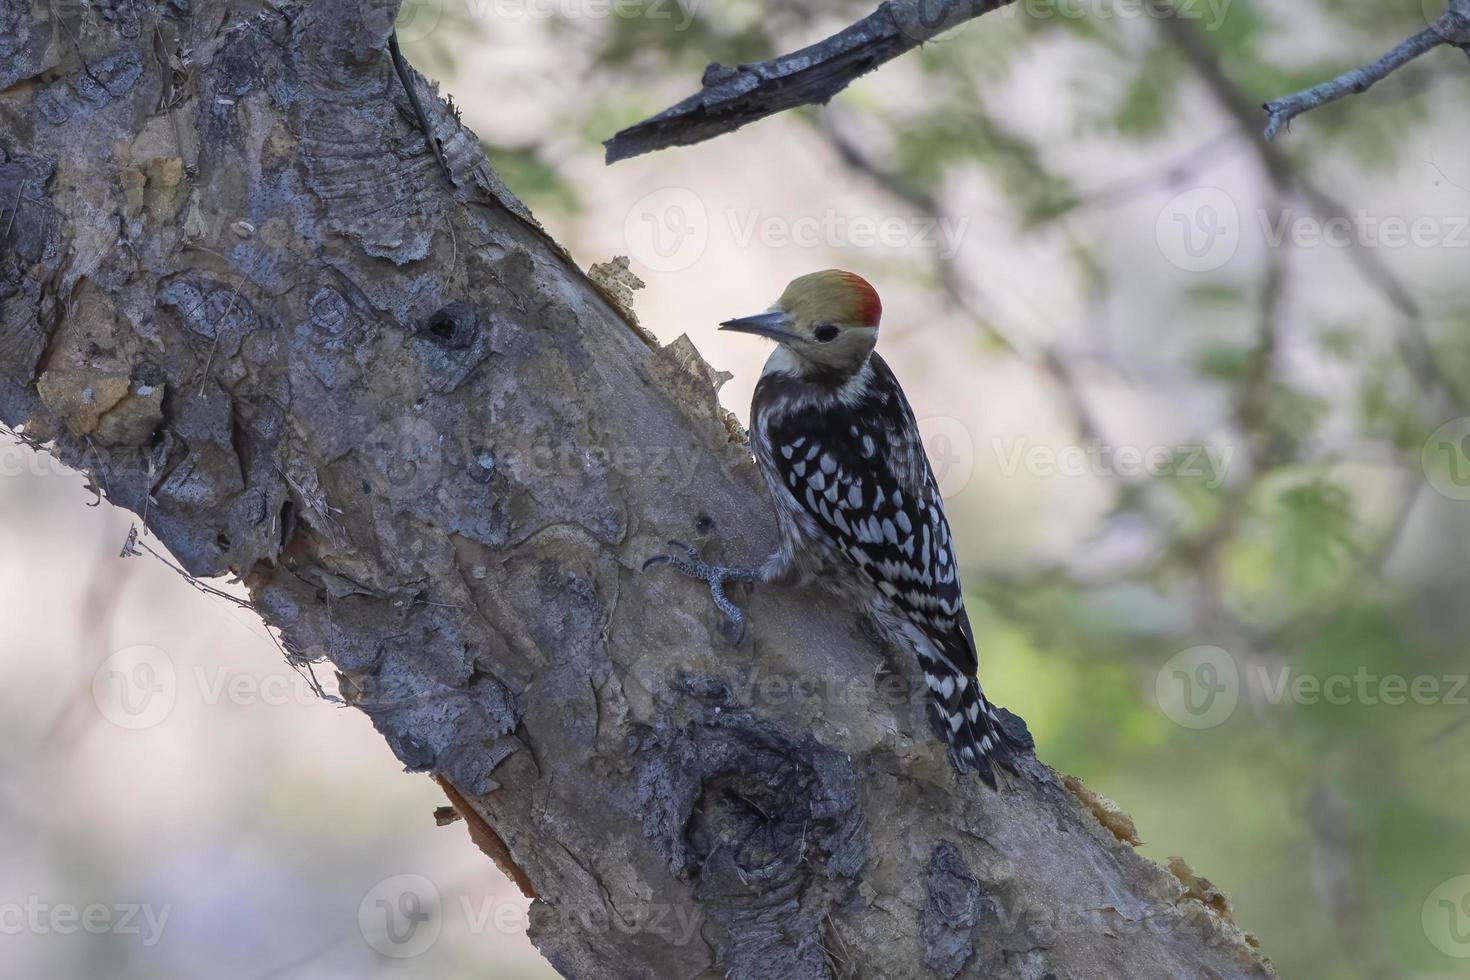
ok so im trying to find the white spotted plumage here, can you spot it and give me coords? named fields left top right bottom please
left=749, top=350, right=1016, bottom=787
left=705, top=270, right=1020, bottom=787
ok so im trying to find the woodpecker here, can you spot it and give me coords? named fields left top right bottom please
left=646, top=270, right=1019, bottom=787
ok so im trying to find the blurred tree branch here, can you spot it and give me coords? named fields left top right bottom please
left=1263, top=1, right=1470, bottom=140
left=606, top=0, right=1470, bottom=161
left=603, top=0, right=1017, bottom=162
left=1149, top=0, right=1468, bottom=410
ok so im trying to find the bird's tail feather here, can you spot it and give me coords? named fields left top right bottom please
left=923, top=664, right=1016, bottom=790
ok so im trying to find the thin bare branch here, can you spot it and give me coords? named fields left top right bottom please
left=1258, top=4, right=1464, bottom=139
left=603, top=0, right=1016, bottom=163
left=1262, top=21, right=1461, bottom=140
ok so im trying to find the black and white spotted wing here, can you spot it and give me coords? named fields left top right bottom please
left=756, top=354, right=1014, bottom=783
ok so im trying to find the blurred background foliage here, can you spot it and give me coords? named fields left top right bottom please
left=5, top=1, right=1469, bottom=978
left=399, top=1, right=1470, bottom=976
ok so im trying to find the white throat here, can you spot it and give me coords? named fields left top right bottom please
left=761, top=345, right=808, bottom=378
left=760, top=347, right=876, bottom=410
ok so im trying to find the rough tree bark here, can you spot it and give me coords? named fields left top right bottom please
left=0, top=0, right=1277, bottom=976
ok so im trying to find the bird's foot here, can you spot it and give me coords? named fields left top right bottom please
left=643, top=540, right=758, bottom=643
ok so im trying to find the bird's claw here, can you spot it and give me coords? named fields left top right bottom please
left=643, top=540, right=754, bottom=642
left=643, top=540, right=713, bottom=579
left=709, top=576, right=747, bottom=645
left=641, top=541, right=701, bottom=572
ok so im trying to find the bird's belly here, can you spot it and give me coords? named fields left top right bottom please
left=779, top=505, right=871, bottom=597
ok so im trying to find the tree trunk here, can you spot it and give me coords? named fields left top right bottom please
left=0, top=0, right=1276, bottom=976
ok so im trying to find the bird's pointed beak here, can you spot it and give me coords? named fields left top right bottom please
left=719, top=310, right=799, bottom=343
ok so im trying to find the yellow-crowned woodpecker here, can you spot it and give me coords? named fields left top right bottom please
left=646, top=270, right=1018, bottom=787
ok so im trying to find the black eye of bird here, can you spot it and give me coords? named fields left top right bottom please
left=813, top=324, right=840, bottom=343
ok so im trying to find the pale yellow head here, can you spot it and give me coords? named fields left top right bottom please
left=720, top=270, right=883, bottom=377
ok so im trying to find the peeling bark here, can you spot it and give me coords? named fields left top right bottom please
left=0, top=0, right=1276, bottom=976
